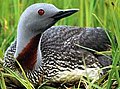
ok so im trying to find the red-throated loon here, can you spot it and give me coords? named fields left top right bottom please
left=3, top=3, right=111, bottom=88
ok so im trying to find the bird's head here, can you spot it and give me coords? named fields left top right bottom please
left=18, top=3, right=79, bottom=33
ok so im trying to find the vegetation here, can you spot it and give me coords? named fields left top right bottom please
left=0, top=0, right=120, bottom=89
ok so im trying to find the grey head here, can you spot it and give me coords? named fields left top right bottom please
left=18, top=3, right=79, bottom=35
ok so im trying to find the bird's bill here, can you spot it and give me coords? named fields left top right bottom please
left=51, top=9, right=79, bottom=20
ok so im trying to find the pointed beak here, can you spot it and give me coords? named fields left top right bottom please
left=51, top=9, right=79, bottom=20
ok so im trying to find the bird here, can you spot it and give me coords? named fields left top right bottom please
left=3, top=3, right=112, bottom=88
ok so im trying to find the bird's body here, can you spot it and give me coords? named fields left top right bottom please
left=41, top=26, right=111, bottom=85
left=3, top=3, right=112, bottom=88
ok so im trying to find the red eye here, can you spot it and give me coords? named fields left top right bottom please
left=38, top=9, right=45, bottom=15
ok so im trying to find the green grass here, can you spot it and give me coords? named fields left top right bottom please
left=0, top=0, right=120, bottom=89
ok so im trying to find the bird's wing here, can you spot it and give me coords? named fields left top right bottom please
left=40, top=26, right=111, bottom=78
left=41, top=26, right=110, bottom=52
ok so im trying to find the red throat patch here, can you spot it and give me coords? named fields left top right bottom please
left=17, top=34, right=41, bottom=70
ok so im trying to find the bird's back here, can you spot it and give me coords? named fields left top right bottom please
left=40, top=26, right=111, bottom=84
left=41, top=26, right=110, bottom=51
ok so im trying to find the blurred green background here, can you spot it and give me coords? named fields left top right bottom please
left=0, top=0, right=120, bottom=89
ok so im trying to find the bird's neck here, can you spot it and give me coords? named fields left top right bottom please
left=15, top=24, right=42, bottom=70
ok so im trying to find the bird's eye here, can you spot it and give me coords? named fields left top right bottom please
left=38, top=9, right=45, bottom=16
